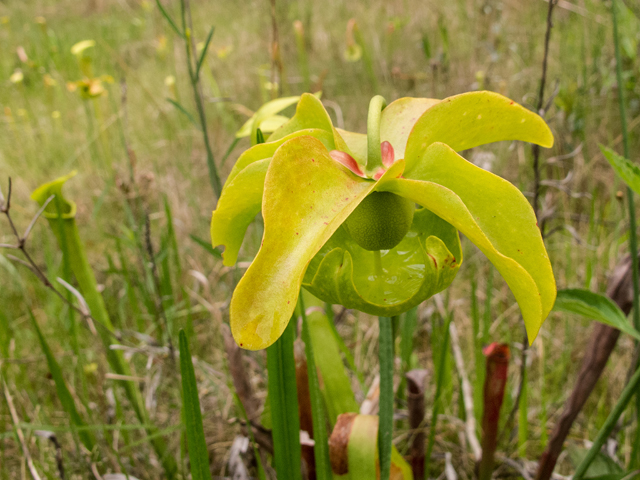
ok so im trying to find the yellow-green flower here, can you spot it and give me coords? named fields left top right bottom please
left=212, top=92, right=556, bottom=350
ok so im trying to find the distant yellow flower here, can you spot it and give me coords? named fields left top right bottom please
left=9, top=69, right=23, bottom=84
left=71, top=39, right=95, bottom=56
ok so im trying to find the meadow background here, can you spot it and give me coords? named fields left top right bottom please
left=1, top=0, right=640, bottom=478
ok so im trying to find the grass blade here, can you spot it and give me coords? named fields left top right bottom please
left=167, top=98, right=199, bottom=128
left=155, top=0, right=185, bottom=39
left=267, top=317, right=302, bottom=480
left=28, top=309, right=95, bottom=452
left=378, top=316, right=395, bottom=480
left=195, top=27, right=215, bottom=80
left=189, top=234, right=222, bottom=259
left=299, top=293, right=332, bottom=480
left=425, top=313, right=453, bottom=477
left=179, top=330, right=211, bottom=480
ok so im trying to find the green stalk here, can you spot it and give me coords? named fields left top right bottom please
left=31, top=174, right=177, bottom=477
left=267, top=317, right=302, bottom=479
left=425, top=313, right=453, bottom=478
left=612, top=0, right=640, bottom=465
left=175, top=0, right=222, bottom=197
left=299, top=293, right=332, bottom=480
left=573, top=364, right=640, bottom=479
left=378, top=315, right=395, bottom=480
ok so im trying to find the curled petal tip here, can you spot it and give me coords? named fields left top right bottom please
left=381, top=141, right=395, bottom=168
left=329, top=150, right=365, bottom=177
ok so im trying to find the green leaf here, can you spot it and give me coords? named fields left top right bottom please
left=553, top=288, right=640, bottom=341
left=266, top=320, right=302, bottom=480
left=179, top=330, right=211, bottom=480
left=167, top=98, right=199, bottom=127
left=404, top=91, right=554, bottom=175
left=600, top=145, right=640, bottom=196
left=381, top=142, right=556, bottom=343
left=299, top=294, right=332, bottom=480
left=303, top=293, right=359, bottom=424
left=303, top=208, right=461, bottom=316
left=195, top=26, right=214, bottom=79
left=229, top=136, right=401, bottom=349
left=155, top=0, right=185, bottom=39
left=28, top=309, right=95, bottom=452
left=189, top=234, right=222, bottom=259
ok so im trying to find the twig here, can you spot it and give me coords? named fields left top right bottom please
left=449, top=321, right=482, bottom=461
left=2, top=379, right=43, bottom=480
left=34, top=431, right=65, bottom=480
left=0, top=179, right=113, bottom=338
left=506, top=0, right=558, bottom=445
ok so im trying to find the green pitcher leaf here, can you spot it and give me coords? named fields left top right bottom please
left=404, top=91, right=554, bottom=174
left=330, top=414, right=413, bottom=479
left=553, top=288, right=640, bottom=341
left=303, top=208, right=461, bottom=316
left=303, top=292, right=359, bottom=424
left=230, top=136, right=402, bottom=350
left=600, top=145, right=640, bottom=196
left=380, top=142, right=556, bottom=342
left=380, top=97, right=440, bottom=160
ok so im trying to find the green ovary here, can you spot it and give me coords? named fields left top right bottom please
left=344, top=191, right=414, bottom=251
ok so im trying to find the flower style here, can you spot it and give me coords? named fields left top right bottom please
left=211, top=92, right=556, bottom=350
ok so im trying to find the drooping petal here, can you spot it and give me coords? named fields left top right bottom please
left=230, top=136, right=402, bottom=350
left=211, top=158, right=270, bottom=266
left=303, top=208, right=461, bottom=316
left=404, top=91, right=554, bottom=174
left=225, top=128, right=334, bottom=186
left=379, top=97, right=440, bottom=159
left=379, top=142, right=556, bottom=343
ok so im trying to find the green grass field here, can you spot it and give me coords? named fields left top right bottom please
left=1, top=0, right=640, bottom=478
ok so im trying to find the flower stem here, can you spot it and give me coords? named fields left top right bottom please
left=572, top=362, right=640, bottom=479
left=366, top=95, right=387, bottom=176
left=378, top=315, right=396, bottom=480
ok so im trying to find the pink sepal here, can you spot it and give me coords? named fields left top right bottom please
left=329, top=150, right=366, bottom=177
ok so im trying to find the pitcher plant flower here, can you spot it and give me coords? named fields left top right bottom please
left=211, top=92, right=556, bottom=350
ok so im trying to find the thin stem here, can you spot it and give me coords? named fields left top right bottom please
left=378, top=315, right=396, bottom=480
left=179, top=0, right=222, bottom=197
left=573, top=363, right=640, bottom=479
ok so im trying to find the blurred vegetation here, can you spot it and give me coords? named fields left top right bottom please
left=1, top=0, right=640, bottom=477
